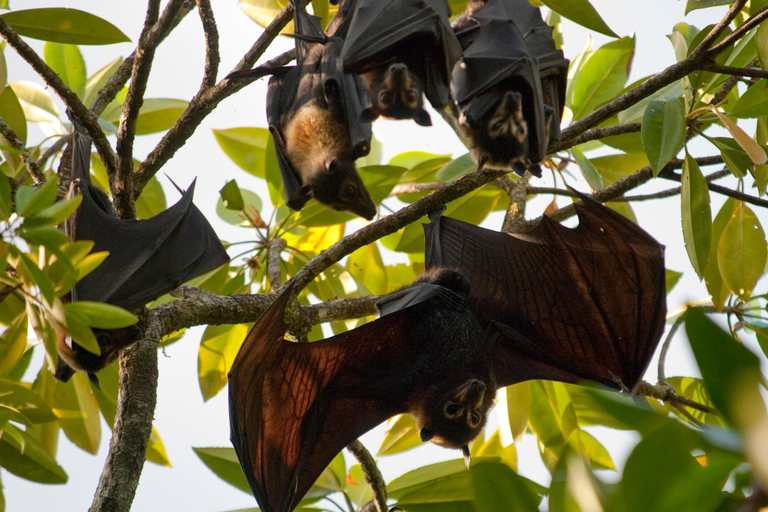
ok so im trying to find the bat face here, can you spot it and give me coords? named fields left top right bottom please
left=311, top=158, right=376, bottom=220
left=414, top=377, right=496, bottom=450
left=361, top=63, right=432, bottom=126
left=55, top=324, right=141, bottom=387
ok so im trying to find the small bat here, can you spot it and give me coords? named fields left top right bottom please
left=55, top=121, right=229, bottom=387
left=451, top=0, right=569, bottom=177
left=232, top=1, right=376, bottom=220
left=339, top=0, right=463, bottom=125
left=228, top=194, right=666, bottom=512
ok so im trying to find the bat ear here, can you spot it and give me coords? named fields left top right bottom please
left=462, top=445, right=471, bottom=469
left=87, top=372, right=101, bottom=389
left=414, top=109, right=432, bottom=127
left=360, top=107, right=379, bottom=123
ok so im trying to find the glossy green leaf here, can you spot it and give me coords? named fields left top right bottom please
left=146, top=427, right=171, bottom=466
left=571, top=36, right=634, bottom=120
left=65, top=301, right=138, bottom=329
left=617, top=79, right=685, bottom=124
left=213, top=127, right=270, bottom=178
left=685, top=307, right=763, bottom=426
left=717, top=201, right=767, bottom=300
left=667, top=376, right=723, bottom=426
left=60, top=311, right=101, bottom=356
left=569, top=147, right=604, bottom=190
left=238, top=0, right=294, bottom=33
left=21, top=227, right=71, bottom=248
left=194, top=447, right=251, bottom=493
left=591, top=153, right=649, bottom=184
left=471, top=462, right=539, bottom=512
left=503, top=382, right=531, bottom=442
left=703, top=196, right=736, bottom=311
left=2, top=9, right=130, bottom=45
left=730, top=81, right=768, bottom=119
left=537, top=0, right=617, bottom=37
left=346, top=463, right=374, bottom=508
left=220, top=180, right=245, bottom=211
left=0, top=379, right=56, bottom=423
left=53, top=372, right=101, bottom=454
left=685, top=0, right=730, bottom=13
left=135, top=176, right=166, bottom=219
left=580, top=388, right=672, bottom=434
left=198, top=323, right=249, bottom=401
left=0, top=174, right=11, bottom=220
left=17, top=253, right=55, bottom=305
left=435, top=153, right=476, bottom=183
left=83, top=56, right=122, bottom=108
left=9, top=81, right=58, bottom=123
left=0, top=86, right=26, bottom=144
left=681, top=155, right=712, bottom=279
left=358, top=164, right=408, bottom=204
left=43, top=42, right=85, bottom=98
left=216, top=188, right=263, bottom=226
left=0, top=46, right=7, bottom=91
left=134, top=98, right=189, bottom=135
left=346, top=242, right=387, bottom=295
left=31, top=195, right=81, bottom=225
left=0, top=424, right=67, bottom=483
left=665, top=269, right=683, bottom=293
left=15, top=176, right=58, bottom=218
left=708, top=137, right=751, bottom=178
left=757, top=19, right=768, bottom=71
left=379, top=414, right=421, bottom=456
left=0, top=316, right=27, bottom=375
left=642, top=99, right=686, bottom=176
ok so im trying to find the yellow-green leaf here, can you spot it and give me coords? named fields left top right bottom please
left=53, top=372, right=101, bottom=454
left=2, top=9, right=130, bottom=45
left=717, top=201, right=767, bottom=300
left=642, top=99, right=686, bottom=176
left=198, top=323, right=249, bottom=401
left=681, top=154, right=712, bottom=279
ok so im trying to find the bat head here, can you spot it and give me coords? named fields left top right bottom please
left=311, top=158, right=376, bottom=220
left=414, top=377, right=496, bottom=453
left=361, top=63, right=432, bottom=126
left=459, top=89, right=530, bottom=172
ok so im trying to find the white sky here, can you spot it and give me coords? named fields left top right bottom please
left=5, top=1, right=760, bottom=511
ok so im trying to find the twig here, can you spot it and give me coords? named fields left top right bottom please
left=0, top=118, right=45, bottom=184
left=169, top=285, right=220, bottom=301
left=501, top=175, right=531, bottom=233
left=0, top=18, right=117, bottom=174
left=133, top=3, right=295, bottom=193
left=709, top=4, right=768, bottom=55
left=657, top=316, right=685, bottom=385
left=635, top=381, right=717, bottom=415
left=388, top=182, right=442, bottom=197
left=290, top=168, right=506, bottom=292
left=301, top=295, right=379, bottom=325
left=690, top=0, right=748, bottom=59
left=267, top=238, right=287, bottom=290
left=659, top=170, right=768, bottom=209
left=701, top=62, right=768, bottom=80
left=347, top=440, right=388, bottom=512
left=548, top=123, right=641, bottom=154
left=196, top=0, right=220, bottom=88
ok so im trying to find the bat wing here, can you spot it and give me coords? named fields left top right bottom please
left=424, top=195, right=666, bottom=391
left=229, top=283, right=426, bottom=512
left=67, top=126, right=229, bottom=310
left=341, top=0, right=462, bottom=110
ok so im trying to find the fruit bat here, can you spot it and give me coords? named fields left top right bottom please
left=231, top=1, right=376, bottom=220
left=54, top=121, right=229, bottom=387
left=228, top=194, right=666, bottom=512
left=451, top=0, right=569, bottom=177
left=339, top=0, right=463, bottom=125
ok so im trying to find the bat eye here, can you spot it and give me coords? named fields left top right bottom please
left=445, top=403, right=461, bottom=417
left=491, top=120, right=504, bottom=131
left=471, top=412, right=481, bottom=425
left=406, top=91, right=418, bottom=102
left=380, top=91, right=392, bottom=104
left=340, top=183, right=357, bottom=200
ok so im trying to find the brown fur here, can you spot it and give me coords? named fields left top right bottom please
left=284, top=102, right=350, bottom=179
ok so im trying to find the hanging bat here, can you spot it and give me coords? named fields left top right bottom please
left=54, top=120, right=230, bottom=388
left=451, top=0, right=569, bottom=177
left=339, top=0, right=463, bottom=125
left=228, top=194, right=666, bottom=512
left=230, top=0, right=376, bottom=220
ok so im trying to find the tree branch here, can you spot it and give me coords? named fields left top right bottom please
left=0, top=118, right=45, bottom=184
left=659, top=169, right=768, bottom=209
left=709, top=4, right=768, bottom=55
left=548, top=123, right=641, bottom=154
left=501, top=175, right=531, bottom=233
left=347, top=440, right=388, bottom=512
left=267, top=238, right=287, bottom=290
left=636, top=381, right=717, bottom=415
left=388, top=182, right=442, bottom=196
left=689, top=0, right=748, bottom=59
left=196, top=0, right=220, bottom=88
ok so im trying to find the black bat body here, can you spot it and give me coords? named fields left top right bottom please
left=55, top=122, right=229, bottom=387
left=340, top=0, right=463, bottom=125
left=261, top=1, right=376, bottom=220
left=452, top=0, right=569, bottom=177
left=229, top=195, right=666, bottom=512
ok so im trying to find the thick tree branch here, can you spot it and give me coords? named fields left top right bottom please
left=0, top=118, right=45, bottom=184
left=267, top=238, right=287, bottom=289
left=710, top=4, right=768, bottom=55
left=689, top=0, right=748, bottom=59
left=302, top=295, right=379, bottom=325
left=549, top=123, right=641, bottom=153
left=501, top=175, right=530, bottom=233
left=347, top=440, right=388, bottom=512
left=133, top=3, right=294, bottom=193
left=196, top=0, right=220, bottom=88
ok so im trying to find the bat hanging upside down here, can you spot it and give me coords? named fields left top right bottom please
left=228, top=193, right=666, bottom=512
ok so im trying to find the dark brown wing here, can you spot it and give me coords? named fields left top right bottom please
left=228, top=283, right=425, bottom=512
left=424, top=194, right=666, bottom=390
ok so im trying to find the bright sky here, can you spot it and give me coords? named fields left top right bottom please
left=4, top=1, right=752, bottom=511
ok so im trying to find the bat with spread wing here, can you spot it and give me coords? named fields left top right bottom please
left=230, top=0, right=376, bottom=220
left=229, top=195, right=666, bottom=512
left=55, top=121, right=229, bottom=387
left=339, top=0, right=463, bottom=125
left=451, top=0, right=569, bottom=177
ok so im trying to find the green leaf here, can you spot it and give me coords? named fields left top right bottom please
left=358, top=164, right=408, bottom=203
left=757, top=19, right=768, bottom=71
left=53, top=372, right=101, bottom=454
left=20, top=226, right=71, bottom=247
left=642, top=99, right=686, bottom=176
left=43, top=42, right=85, bottom=99
left=198, top=323, right=249, bottom=401
left=65, top=301, right=138, bottom=329
left=569, top=147, right=604, bottom=190
left=617, top=79, right=685, bottom=124
left=591, top=153, right=649, bottom=184
left=9, top=81, right=58, bottom=123
left=717, top=201, right=767, bottom=300
left=0, top=86, right=26, bottom=144
left=681, top=155, right=712, bottom=279
left=216, top=188, right=263, bottom=226
left=730, top=81, right=768, bottom=119
left=0, top=174, right=11, bottom=220
left=17, top=253, right=55, bottom=305
left=59, top=312, right=100, bottom=356
left=379, top=414, right=422, bottom=456
left=194, top=447, right=251, bottom=494
left=213, top=127, right=270, bottom=179
left=16, top=176, right=58, bottom=218
left=0, top=423, right=67, bottom=483
left=0, top=379, right=56, bottom=423
left=0, top=46, right=7, bottom=91
left=135, top=175, right=166, bottom=219
left=708, top=137, right=752, bottom=178
left=537, top=0, right=617, bottom=37
left=571, top=36, right=635, bottom=121
left=667, top=376, right=723, bottom=426
left=0, top=316, right=27, bottom=375
left=30, top=195, right=81, bottom=225
left=665, top=269, right=683, bottom=293
left=684, top=307, right=763, bottom=426
left=83, top=56, right=122, bottom=108
left=435, top=153, right=476, bottom=183
left=264, top=133, right=283, bottom=207
left=471, top=462, right=539, bottom=512
left=2, top=9, right=130, bottom=45
left=220, top=180, right=245, bottom=211
left=685, top=0, right=730, bottom=13
left=346, top=242, right=387, bottom=295
left=102, top=98, right=188, bottom=135
left=238, top=0, right=294, bottom=34
left=146, top=427, right=171, bottom=466
left=504, top=382, right=531, bottom=443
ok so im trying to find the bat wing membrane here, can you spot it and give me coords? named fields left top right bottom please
left=424, top=195, right=666, bottom=390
